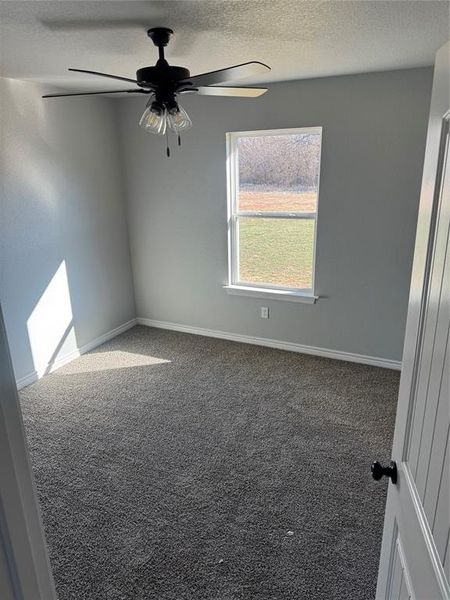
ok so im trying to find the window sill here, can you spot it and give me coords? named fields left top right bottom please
left=223, top=285, right=318, bottom=304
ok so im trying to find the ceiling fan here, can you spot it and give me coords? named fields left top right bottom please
left=43, top=27, right=270, bottom=156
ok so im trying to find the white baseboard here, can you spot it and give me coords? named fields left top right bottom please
left=16, top=316, right=401, bottom=390
left=16, top=319, right=137, bottom=390
left=136, top=317, right=402, bottom=371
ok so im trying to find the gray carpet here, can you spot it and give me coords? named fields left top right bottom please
left=20, top=326, right=399, bottom=600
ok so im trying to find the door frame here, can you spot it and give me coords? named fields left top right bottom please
left=0, top=304, right=57, bottom=599
left=376, top=41, right=450, bottom=599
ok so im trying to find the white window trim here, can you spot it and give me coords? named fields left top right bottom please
left=225, top=127, right=322, bottom=303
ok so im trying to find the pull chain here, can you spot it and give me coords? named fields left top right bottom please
left=166, top=128, right=170, bottom=157
left=178, top=134, right=181, bottom=147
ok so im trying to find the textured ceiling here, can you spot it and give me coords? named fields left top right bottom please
left=0, top=1, right=448, bottom=93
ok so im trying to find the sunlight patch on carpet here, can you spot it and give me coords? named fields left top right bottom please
left=59, top=350, right=170, bottom=374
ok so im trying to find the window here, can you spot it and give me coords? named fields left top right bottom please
left=226, top=127, right=322, bottom=302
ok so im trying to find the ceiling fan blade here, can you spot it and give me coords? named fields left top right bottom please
left=42, top=89, right=147, bottom=98
left=180, top=61, right=270, bottom=87
left=195, top=86, right=268, bottom=98
left=68, top=68, right=139, bottom=85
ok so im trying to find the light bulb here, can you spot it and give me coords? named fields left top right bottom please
left=139, top=101, right=167, bottom=135
left=167, top=104, right=192, bottom=133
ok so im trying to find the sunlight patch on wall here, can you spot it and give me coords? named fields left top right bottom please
left=26, top=260, right=76, bottom=375
left=58, top=350, right=171, bottom=374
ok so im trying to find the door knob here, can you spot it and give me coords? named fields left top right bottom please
left=371, top=460, right=397, bottom=484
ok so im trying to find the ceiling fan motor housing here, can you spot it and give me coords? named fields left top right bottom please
left=136, top=65, right=191, bottom=88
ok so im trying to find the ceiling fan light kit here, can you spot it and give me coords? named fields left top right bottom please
left=43, top=27, right=270, bottom=156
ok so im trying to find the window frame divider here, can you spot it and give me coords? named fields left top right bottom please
left=235, top=211, right=317, bottom=220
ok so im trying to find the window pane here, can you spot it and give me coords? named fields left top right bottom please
left=237, top=133, right=321, bottom=213
left=238, top=217, right=315, bottom=289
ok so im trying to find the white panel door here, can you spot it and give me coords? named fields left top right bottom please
left=376, top=42, right=450, bottom=600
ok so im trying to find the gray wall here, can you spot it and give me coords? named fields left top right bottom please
left=0, top=78, right=135, bottom=383
left=118, top=68, right=432, bottom=362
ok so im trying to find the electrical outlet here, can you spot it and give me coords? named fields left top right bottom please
left=261, top=307, right=269, bottom=319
